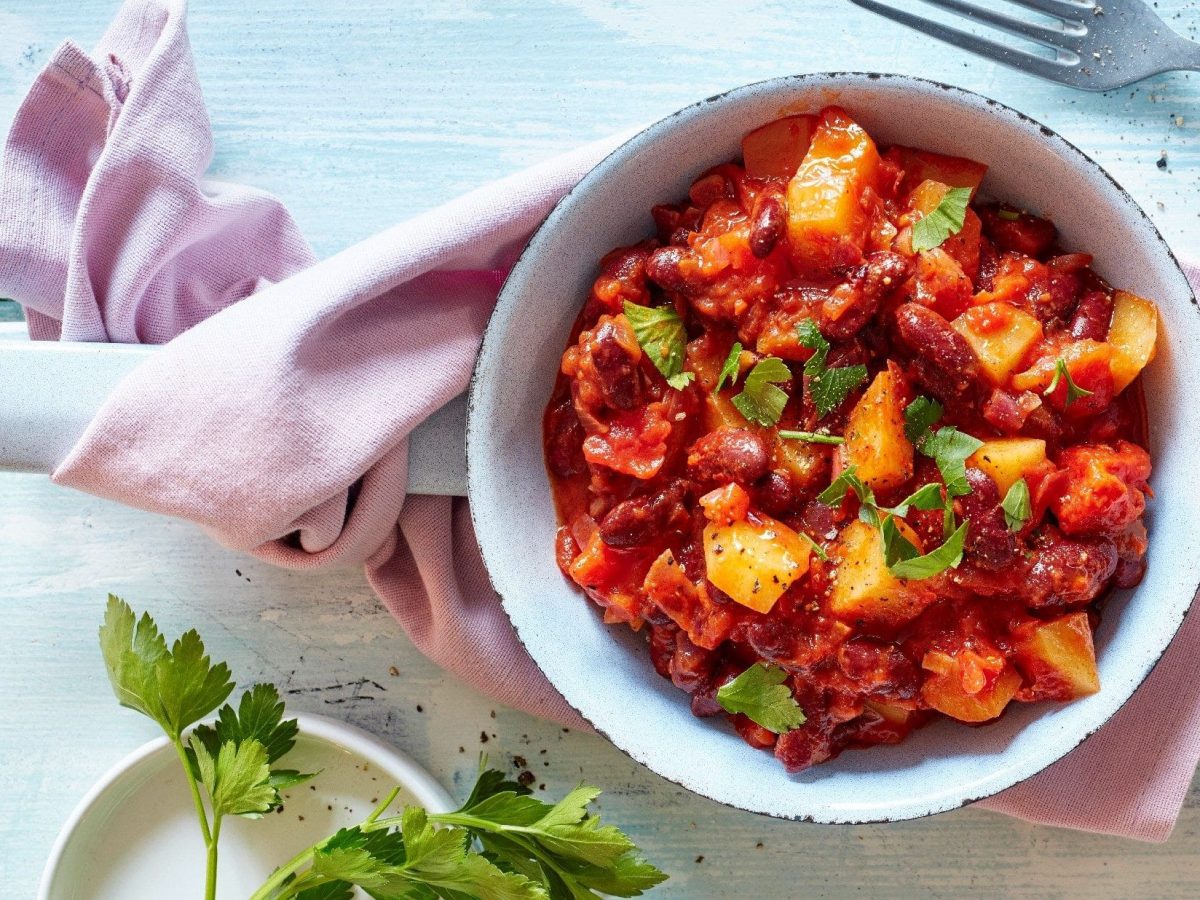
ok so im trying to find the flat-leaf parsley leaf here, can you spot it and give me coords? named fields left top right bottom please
left=903, top=395, right=943, bottom=445
left=919, top=426, right=983, bottom=497
left=732, top=357, right=791, bottom=426
left=1002, top=478, right=1032, bottom=532
left=882, top=515, right=969, bottom=580
left=911, top=186, right=973, bottom=253
left=816, top=464, right=876, bottom=509
left=716, top=663, right=806, bottom=734
left=716, top=341, right=743, bottom=391
left=796, top=318, right=867, bottom=418
left=99, top=595, right=234, bottom=739
left=622, top=300, right=694, bottom=390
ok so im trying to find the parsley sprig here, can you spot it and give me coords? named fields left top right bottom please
left=911, top=186, right=972, bottom=253
left=903, top=397, right=983, bottom=497
left=796, top=319, right=868, bottom=418
left=816, top=467, right=968, bottom=581
left=622, top=301, right=694, bottom=391
left=99, top=598, right=666, bottom=900
left=254, top=766, right=668, bottom=900
left=716, top=663, right=806, bottom=734
left=99, top=597, right=315, bottom=899
left=1044, top=357, right=1093, bottom=408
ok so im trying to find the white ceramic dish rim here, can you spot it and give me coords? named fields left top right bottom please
left=467, top=72, right=1200, bottom=823
left=37, top=712, right=456, bottom=898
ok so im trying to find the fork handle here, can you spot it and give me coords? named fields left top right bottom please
left=1164, top=32, right=1200, bottom=72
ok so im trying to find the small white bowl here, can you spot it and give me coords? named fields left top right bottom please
left=468, top=73, right=1200, bottom=824
left=39, top=714, right=454, bottom=899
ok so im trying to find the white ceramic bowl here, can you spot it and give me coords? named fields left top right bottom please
left=39, top=713, right=454, bottom=899
left=467, top=73, right=1200, bottom=823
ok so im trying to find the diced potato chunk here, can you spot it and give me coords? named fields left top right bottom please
left=967, top=438, right=1047, bottom=496
left=786, top=106, right=881, bottom=274
left=829, top=520, right=935, bottom=629
left=704, top=515, right=810, bottom=613
left=1107, top=290, right=1159, bottom=393
left=921, top=650, right=1021, bottom=723
left=705, top=392, right=745, bottom=431
left=773, top=436, right=830, bottom=493
left=952, top=301, right=1044, bottom=386
left=864, top=700, right=913, bottom=726
left=843, top=365, right=913, bottom=493
left=742, top=114, right=817, bottom=180
left=1014, top=612, right=1100, bottom=701
left=1011, top=339, right=1113, bottom=394
left=890, top=145, right=988, bottom=197
left=687, top=334, right=751, bottom=430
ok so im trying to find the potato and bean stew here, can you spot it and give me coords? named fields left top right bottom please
left=543, top=106, right=1157, bottom=771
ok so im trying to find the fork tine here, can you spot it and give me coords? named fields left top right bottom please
left=920, top=0, right=1077, bottom=49
left=1002, top=0, right=1087, bottom=20
left=847, top=0, right=1076, bottom=82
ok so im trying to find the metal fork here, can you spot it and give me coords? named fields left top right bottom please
left=848, top=0, right=1200, bottom=91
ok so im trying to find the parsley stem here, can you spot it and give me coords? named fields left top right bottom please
left=248, top=785, right=407, bottom=900
left=365, top=785, right=401, bottom=824
left=206, top=814, right=222, bottom=900
left=248, top=844, right=320, bottom=900
left=777, top=430, right=844, bottom=445
left=170, top=735, right=212, bottom=846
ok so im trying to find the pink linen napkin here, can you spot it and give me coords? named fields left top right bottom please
left=2, top=0, right=1197, bottom=842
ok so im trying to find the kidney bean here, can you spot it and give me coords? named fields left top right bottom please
left=836, top=638, right=920, bottom=701
left=689, top=169, right=736, bottom=207
left=646, top=246, right=694, bottom=293
left=749, top=193, right=786, bottom=258
left=690, top=682, right=724, bottom=717
left=651, top=204, right=683, bottom=243
left=975, top=237, right=1000, bottom=292
left=822, top=251, right=911, bottom=339
left=979, top=204, right=1057, bottom=258
left=893, top=303, right=981, bottom=402
left=598, top=479, right=687, bottom=548
left=733, top=715, right=778, bottom=749
left=1027, top=526, right=1118, bottom=612
left=590, top=318, right=641, bottom=410
left=687, top=428, right=772, bottom=486
left=598, top=242, right=652, bottom=282
left=753, top=470, right=801, bottom=517
left=1069, top=290, right=1114, bottom=341
left=669, top=631, right=717, bottom=692
left=958, top=467, right=1018, bottom=570
left=982, top=388, right=1041, bottom=435
left=545, top=395, right=586, bottom=478
left=1113, top=554, right=1146, bottom=589
left=648, top=623, right=678, bottom=679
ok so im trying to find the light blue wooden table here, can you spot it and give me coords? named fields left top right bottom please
left=2, top=1, right=1200, bottom=896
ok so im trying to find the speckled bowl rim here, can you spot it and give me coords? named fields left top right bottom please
left=466, top=72, right=1199, bottom=824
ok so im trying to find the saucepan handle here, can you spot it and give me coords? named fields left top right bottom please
left=0, top=326, right=469, bottom=496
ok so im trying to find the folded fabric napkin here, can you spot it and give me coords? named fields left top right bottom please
left=3, top=0, right=1198, bottom=842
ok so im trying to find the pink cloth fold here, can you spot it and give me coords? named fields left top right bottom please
left=3, top=0, right=1197, bottom=842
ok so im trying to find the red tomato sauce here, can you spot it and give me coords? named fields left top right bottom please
left=542, top=106, right=1154, bottom=772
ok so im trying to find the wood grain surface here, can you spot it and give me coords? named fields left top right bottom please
left=2, top=1, right=1199, bottom=897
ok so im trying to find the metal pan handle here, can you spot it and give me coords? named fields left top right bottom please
left=0, top=327, right=468, bottom=496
